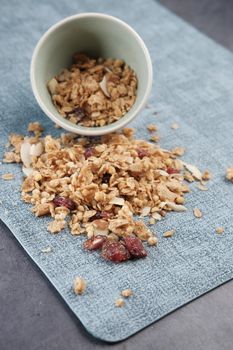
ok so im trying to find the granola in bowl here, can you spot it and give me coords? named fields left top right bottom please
left=3, top=121, right=209, bottom=263
left=47, top=53, right=137, bottom=127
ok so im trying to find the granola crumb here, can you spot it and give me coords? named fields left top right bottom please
left=73, top=277, right=86, bottom=295
left=150, top=134, right=160, bottom=143
left=172, top=147, right=185, bottom=156
left=202, top=170, right=211, bottom=181
left=1, top=173, right=14, bottom=180
left=41, top=246, right=52, bottom=253
left=176, top=196, right=185, bottom=204
left=184, top=171, right=195, bottom=182
left=170, top=123, right=179, bottom=130
left=115, top=298, right=125, bottom=307
left=28, top=122, right=43, bottom=135
left=121, top=289, right=133, bottom=298
left=149, top=217, right=156, bottom=225
left=226, top=167, right=233, bottom=181
left=215, top=227, right=224, bottom=234
left=147, top=124, right=158, bottom=132
left=47, top=220, right=66, bottom=233
left=163, top=230, right=175, bottom=238
left=193, top=207, right=203, bottom=218
left=3, top=151, right=21, bottom=163
left=147, top=236, right=158, bottom=246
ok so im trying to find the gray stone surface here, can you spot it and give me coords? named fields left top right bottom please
left=1, top=0, right=233, bottom=349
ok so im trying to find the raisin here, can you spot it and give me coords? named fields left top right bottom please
left=102, top=173, right=111, bottom=184
left=83, top=235, right=107, bottom=250
left=66, top=107, right=87, bottom=122
left=90, top=212, right=103, bottom=221
left=166, top=167, right=179, bottom=174
left=53, top=196, right=76, bottom=210
left=84, top=147, right=95, bottom=159
left=137, top=149, right=149, bottom=159
left=101, top=241, right=131, bottom=262
left=123, top=236, right=147, bottom=258
left=89, top=211, right=112, bottom=222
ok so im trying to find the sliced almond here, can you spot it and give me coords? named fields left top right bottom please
left=20, top=141, right=32, bottom=168
left=196, top=183, right=208, bottom=191
left=163, top=230, right=175, bottom=237
left=152, top=212, right=162, bottom=220
left=183, top=162, right=202, bottom=181
left=193, top=207, right=202, bottom=218
left=166, top=202, right=187, bottom=212
left=1, top=173, right=14, bottom=180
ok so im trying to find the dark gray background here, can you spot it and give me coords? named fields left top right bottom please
left=1, top=1, right=233, bottom=349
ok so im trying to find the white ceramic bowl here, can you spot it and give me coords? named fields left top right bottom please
left=30, top=13, right=153, bottom=136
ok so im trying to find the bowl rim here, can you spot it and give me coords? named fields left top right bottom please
left=30, top=12, right=153, bottom=136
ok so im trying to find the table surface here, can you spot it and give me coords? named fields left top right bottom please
left=1, top=1, right=233, bottom=349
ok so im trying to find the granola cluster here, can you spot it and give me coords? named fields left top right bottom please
left=47, top=53, right=137, bottom=127
left=4, top=122, right=212, bottom=262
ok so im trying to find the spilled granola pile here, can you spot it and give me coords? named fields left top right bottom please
left=3, top=122, right=209, bottom=262
left=48, top=53, right=137, bottom=127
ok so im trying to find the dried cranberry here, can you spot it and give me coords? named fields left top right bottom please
left=101, top=211, right=112, bottom=220
left=137, top=149, right=149, bottom=159
left=166, top=167, right=179, bottom=174
left=89, top=211, right=112, bottom=222
left=102, top=173, right=111, bottom=184
left=83, top=235, right=107, bottom=250
left=84, top=147, right=95, bottom=159
left=101, top=241, right=130, bottom=262
left=123, top=236, right=147, bottom=258
left=53, top=196, right=76, bottom=210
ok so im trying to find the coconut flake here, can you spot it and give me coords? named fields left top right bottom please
left=47, top=78, right=58, bottom=95
left=183, top=162, right=202, bottom=181
left=109, top=197, right=125, bottom=206
left=99, top=75, right=110, bottom=98
left=166, top=202, right=187, bottom=212
left=30, top=142, right=43, bottom=157
left=20, top=141, right=32, bottom=168
left=22, top=166, right=34, bottom=177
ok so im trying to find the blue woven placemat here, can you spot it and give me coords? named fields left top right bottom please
left=1, top=0, right=233, bottom=342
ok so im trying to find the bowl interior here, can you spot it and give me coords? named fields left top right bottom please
left=32, top=14, right=152, bottom=134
